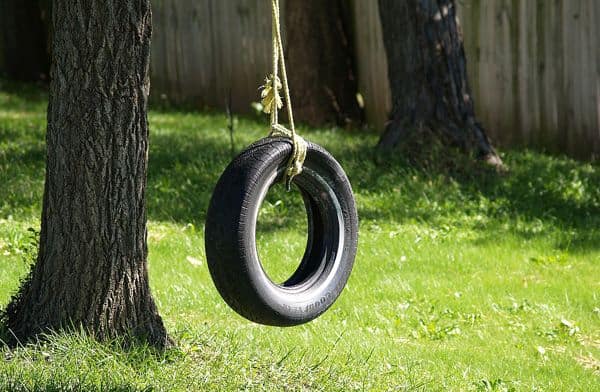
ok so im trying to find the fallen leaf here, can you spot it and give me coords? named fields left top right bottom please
left=186, top=256, right=203, bottom=266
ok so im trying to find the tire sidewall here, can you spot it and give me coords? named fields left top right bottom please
left=205, top=138, right=358, bottom=326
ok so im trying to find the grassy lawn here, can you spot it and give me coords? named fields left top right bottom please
left=0, top=80, right=598, bottom=391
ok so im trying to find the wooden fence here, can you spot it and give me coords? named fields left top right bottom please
left=459, top=0, right=600, bottom=159
left=150, top=0, right=600, bottom=159
left=151, top=0, right=274, bottom=114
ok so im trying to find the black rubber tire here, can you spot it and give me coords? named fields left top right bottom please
left=205, top=137, right=358, bottom=326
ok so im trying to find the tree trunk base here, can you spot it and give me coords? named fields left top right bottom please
left=377, top=119, right=505, bottom=171
left=4, top=267, right=173, bottom=350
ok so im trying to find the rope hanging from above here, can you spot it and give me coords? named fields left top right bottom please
left=260, top=0, right=307, bottom=189
left=206, top=0, right=359, bottom=326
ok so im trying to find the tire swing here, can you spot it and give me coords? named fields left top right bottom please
left=205, top=0, right=358, bottom=327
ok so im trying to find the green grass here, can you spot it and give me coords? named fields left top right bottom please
left=0, top=79, right=599, bottom=391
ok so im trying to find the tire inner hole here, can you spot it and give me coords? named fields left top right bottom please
left=256, top=181, right=309, bottom=285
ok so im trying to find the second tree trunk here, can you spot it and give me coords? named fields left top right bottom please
left=378, top=0, right=501, bottom=165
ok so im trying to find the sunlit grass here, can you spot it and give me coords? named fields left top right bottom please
left=0, top=80, right=599, bottom=390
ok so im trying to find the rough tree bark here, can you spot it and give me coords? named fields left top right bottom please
left=4, top=0, right=171, bottom=347
left=0, top=0, right=50, bottom=81
left=284, top=0, right=362, bottom=127
left=377, top=0, right=502, bottom=166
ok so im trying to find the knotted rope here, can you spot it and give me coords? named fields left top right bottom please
left=260, top=0, right=307, bottom=189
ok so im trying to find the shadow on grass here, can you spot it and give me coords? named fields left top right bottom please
left=0, top=79, right=49, bottom=110
left=148, top=131, right=600, bottom=252
left=337, top=145, right=600, bottom=251
left=1, top=81, right=599, bottom=253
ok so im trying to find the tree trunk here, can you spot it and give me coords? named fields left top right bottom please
left=284, top=0, right=362, bottom=127
left=0, top=0, right=50, bottom=81
left=377, top=0, right=502, bottom=166
left=5, top=0, right=171, bottom=348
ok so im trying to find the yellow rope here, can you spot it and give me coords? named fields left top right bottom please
left=260, top=0, right=307, bottom=188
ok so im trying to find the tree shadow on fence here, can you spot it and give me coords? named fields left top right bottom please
left=0, top=79, right=48, bottom=110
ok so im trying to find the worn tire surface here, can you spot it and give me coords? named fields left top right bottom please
left=205, top=137, right=358, bottom=326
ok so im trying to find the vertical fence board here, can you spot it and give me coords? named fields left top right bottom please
left=350, top=0, right=391, bottom=130
left=151, top=0, right=273, bottom=113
